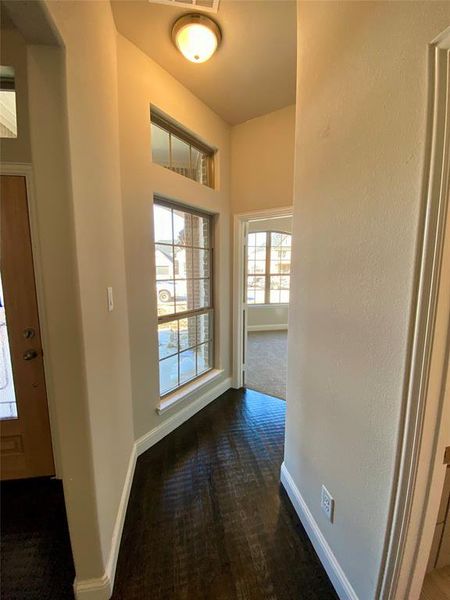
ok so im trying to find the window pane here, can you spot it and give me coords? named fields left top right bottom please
left=270, top=275, right=281, bottom=290
left=269, top=275, right=290, bottom=304
left=197, top=343, right=210, bottom=375
left=179, top=348, right=196, bottom=384
left=175, top=280, right=193, bottom=313
left=193, top=249, right=210, bottom=278
left=155, top=244, right=173, bottom=280
left=179, top=316, right=197, bottom=351
left=159, top=354, right=178, bottom=395
left=174, top=246, right=193, bottom=279
left=248, top=232, right=266, bottom=247
left=270, top=289, right=281, bottom=304
left=248, top=260, right=265, bottom=275
left=151, top=123, right=170, bottom=167
left=197, top=312, right=211, bottom=344
left=192, top=213, right=210, bottom=248
left=280, top=275, right=290, bottom=289
left=270, top=260, right=281, bottom=274
left=170, top=135, right=191, bottom=177
left=193, top=279, right=210, bottom=309
left=248, top=233, right=257, bottom=247
left=191, top=146, right=208, bottom=184
left=173, top=209, right=192, bottom=246
left=254, top=232, right=267, bottom=246
left=154, top=204, right=173, bottom=244
left=158, top=321, right=178, bottom=360
left=0, top=272, right=17, bottom=419
left=157, top=281, right=175, bottom=315
left=270, top=232, right=283, bottom=247
left=248, top=246, right=266, bottom=261
left=0, top=66, right=17, bottom=139
left=247, top=275, right=265, bottom=304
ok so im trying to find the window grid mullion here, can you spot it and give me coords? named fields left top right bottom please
left=156, top=200, right=213, bottom=397
left=265, top=231, right=271, bottom=304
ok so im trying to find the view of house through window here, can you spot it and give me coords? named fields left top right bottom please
left=154, top=199, right=213, bottom=396
left=247, top=231, right=291, bottom=305
left=151, top=108, right=214, bottom=187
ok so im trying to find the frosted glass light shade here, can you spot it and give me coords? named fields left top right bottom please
left=172, top=15, right=221, bottom=64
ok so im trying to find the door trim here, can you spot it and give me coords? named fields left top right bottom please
left=0, top=162, right=61, bottom=477
left=378, top=28, right=450, bottom=599
left=232, top=206, right=292, bottom=388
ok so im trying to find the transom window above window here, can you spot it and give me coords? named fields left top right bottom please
left=247, top=231, right=291, bottom=305
left=154, top=199, right=214, bottom=396
left=151, top=107, right=214, bottom=188
left=0, top=66, right=17, bottom=139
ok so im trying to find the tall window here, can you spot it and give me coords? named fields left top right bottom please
left=154, top=199, right=213, bottom=396
left=151, top=108, right=214, bottom=188
left=247, top=231, right=291, bottom=305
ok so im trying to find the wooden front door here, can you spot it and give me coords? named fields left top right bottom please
left=0, top=175, right=54, bottom=480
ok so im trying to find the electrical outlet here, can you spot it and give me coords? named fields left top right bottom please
left=321, top=485, right=334, bottom=522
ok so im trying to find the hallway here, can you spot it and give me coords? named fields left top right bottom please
left=112, top=388, right=337, bottom=599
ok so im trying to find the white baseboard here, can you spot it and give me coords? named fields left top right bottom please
left=74, top=447, right=137, bottom=600
left=75, top=377, right=231, bottom=599
left=106, top=445, right=137, bottom=588
left=74, top=574, right=111, bottom=600
left=247, top=324, right=288, bottom=332
left=136, top=376, right=232, bottom=455
left=280, top=463, right=359, bottom=600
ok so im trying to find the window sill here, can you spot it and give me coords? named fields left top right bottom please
left=157, top=368, right=224, bottom=415
left=248, top=303, right=289, bottom=308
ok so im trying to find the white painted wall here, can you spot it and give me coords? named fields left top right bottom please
left=116, top=33, right=231, bottom=440
left=42, top=0, right=136, bottom=580
left=284, top=3, right=450, bottom=600
left=1, top=16, right=106, bottom=583
left=248, top=217, right=292, bottom=330
left=231, top=104, right=295, bottom=214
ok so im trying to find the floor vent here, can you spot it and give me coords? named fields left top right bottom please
left=148, top=0, right=219, bottom=14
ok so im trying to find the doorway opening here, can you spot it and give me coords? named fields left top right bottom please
left=233, top=208, right=292, bottom=399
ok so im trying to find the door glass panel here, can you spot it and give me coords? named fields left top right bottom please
left=0, top=272, right=17, bottom=419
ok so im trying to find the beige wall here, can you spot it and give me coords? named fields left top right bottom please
left=231, top=104, right=295, bottom=214
left=116, top=34, right=231, bottom=439
left=1, top=12, right=106, bottom=582
left=284, top=2, right=450, bottom=600
left=0, top=25, right=31, bottom=162
left=27, top=44, right=105, bottom=580
left=43, top=0, right=135, bottom=576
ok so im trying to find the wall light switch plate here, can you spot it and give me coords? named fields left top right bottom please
left=107, top=287, right=114, bottom=312
left=321, top=485, right=334, bottom=522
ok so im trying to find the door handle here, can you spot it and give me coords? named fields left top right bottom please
left=23, top=349, right=38, bottom=361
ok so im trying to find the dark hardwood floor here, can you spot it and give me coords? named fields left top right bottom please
left=112, top=388, right=337, bottom=600
left=0, top=477, right=75, bottom=600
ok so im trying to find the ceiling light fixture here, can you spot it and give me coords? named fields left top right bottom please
left=172, top=14, right=221, bottom=63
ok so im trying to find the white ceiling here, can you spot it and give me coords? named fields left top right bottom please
left=110, top=0, right=297, bottom=125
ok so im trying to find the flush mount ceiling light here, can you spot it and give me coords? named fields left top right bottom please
left=172, top=14, right=221, bottom=63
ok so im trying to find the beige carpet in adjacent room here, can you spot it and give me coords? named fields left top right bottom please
left=245, top=330, right=288, bottom=400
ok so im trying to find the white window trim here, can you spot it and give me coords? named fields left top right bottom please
left=157, top=368, right=224, bottom=414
